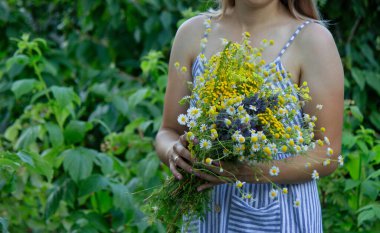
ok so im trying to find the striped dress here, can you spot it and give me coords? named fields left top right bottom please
left=184, top=19, right=323, bottom=233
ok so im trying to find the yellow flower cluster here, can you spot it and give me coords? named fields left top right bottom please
left=257, top=108, right=285, bottom=135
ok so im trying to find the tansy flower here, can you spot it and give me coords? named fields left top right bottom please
left=236, top=180, right=245, bottom=188
left=323, top=158, right=331, bottom=166
left=326, top=147, right=333, bottom=156
left=177, top=114, right=188, bottom=125
left=293, top=198, right=301, bottom=208
left=316, top=104, right=323, bottom=110
left=269, top=189, right=278, bottom=200
left=200, top=139, right=212, bottom=149
left=324, top=136, right=330, bottom=145
left=338, top=155, right=344, bottom=166
left=269, top=166, right=280, bottom=176
left=180, top=66, right=187, bottom=73
left=312, top=170, right=319, bottom=180
left=205, top=158, right=213, bottom=165
left=282, top=187, right=288, bottom=194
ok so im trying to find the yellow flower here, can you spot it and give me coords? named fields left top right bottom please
left=181, top=66, right=187, bottom=73
left=205, top=158, right=213, bottom=165
left=263, top=146, right=271, bottom=155
left=281, top=145, right=288, bottom=153
left=282, top=187, right=288, bottom=194
left=320, top=127, right=326, bottom=133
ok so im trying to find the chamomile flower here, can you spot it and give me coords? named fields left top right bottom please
left=324, top=136, right=330, bottom=145
left=316, top=104, right=323, bottom=110
left=269, top=189, right=278, bottom=200
left=200, top=124, right=207, bottom=132
left=263, top=146, right=272, bottom=156
left=177, top=114, right=188, bottom=125
left=312, top=170, right=319, bottom=180
left=249, top=105, right=257, bottom=111
left=187, top=120, right=197, bottom=128
left=297, top=136, right=304, bottom=144
left=326, top=147, right=333, bottom=156
left=323, top=158, right=331, bottom=166
left=200, top=139, right=212, bottom=150
left=293, top=198, right=301, bottom=208
left=210, top=129, right=218, bottom=140
left=310, top=142, right=316, bottom=149
left=226, top=106, right=236, bottom=115
left=224, top=118, right=232, bottom=127
left=269, top=166, right=280, bottom=176
left=236, top=180, right=245, bottom=188
left=282, top=187, right=288, bottom=194
left=251, top=133, right=259, bottom=143
left=278, top=108, right=287, bottom=116
left=237, top=135, right=245, bottom=144
left=205, top=158, right=213, bottom=165
left=305, top=162, right=311, bottom=168
left=220, top=38, right=229, bottom=46
left=338, top=155, right=344, bottom=166
left=251, top=143, right=260, bottom=152
left=187, top=107, right=202, bottom=119
left=294, top=145, right=302, bottom=153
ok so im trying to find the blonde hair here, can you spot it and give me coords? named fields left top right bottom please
left=211, top=0, right=322, bottom=21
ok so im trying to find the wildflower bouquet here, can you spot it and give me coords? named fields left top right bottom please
left=147, top=28, right=342, bottom=232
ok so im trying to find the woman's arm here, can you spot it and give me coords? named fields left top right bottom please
left=155, top=16, right=207, bottom=179
left=241, top=23, right=344, bottom=184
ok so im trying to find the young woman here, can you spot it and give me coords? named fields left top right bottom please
left=155, top=0, right=344, bottom=232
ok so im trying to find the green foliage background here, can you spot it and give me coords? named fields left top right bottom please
left=0, top=0, right=379, bottom=232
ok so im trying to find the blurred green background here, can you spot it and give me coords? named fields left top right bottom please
left=0, top=0, right=379, bottom=232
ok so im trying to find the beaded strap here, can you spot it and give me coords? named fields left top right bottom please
left=276, top=20, right=311, bottom=59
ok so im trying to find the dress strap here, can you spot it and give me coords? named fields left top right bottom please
left=200, top=16, right=212, bottom=54
left=276, top=20, right=311, bottom=59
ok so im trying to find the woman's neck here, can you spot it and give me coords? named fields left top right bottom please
left=231, top=0, right=286, bottom=31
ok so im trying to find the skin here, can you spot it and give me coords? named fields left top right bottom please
left=155, top=0, right=344, bottom=191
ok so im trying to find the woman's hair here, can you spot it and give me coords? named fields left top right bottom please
left=211, top=0, right=322, bottom=21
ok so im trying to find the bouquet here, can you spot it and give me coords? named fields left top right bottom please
left=147, top=27, right=343, bottom=232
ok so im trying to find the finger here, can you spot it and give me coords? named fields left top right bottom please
left=193, top=169, right=222, bottom=183
left=175, top=157, right=193, bottom=174
left=173, top=143, right=195, bottom=163
left=197, top=183, right=219, bottom=192
left=169, top=161, right=182, bottom=180
left=180, top=134, right=189, bottom=147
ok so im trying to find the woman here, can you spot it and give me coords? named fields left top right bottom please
left=155, top=0, right=344, bottom=232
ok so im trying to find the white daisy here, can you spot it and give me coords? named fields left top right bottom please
left=323, top=158, right=331, bottom=166
left=338, top=155, right=344, bottom=166
left=187, top=120, right=197, bottom=128
left=316, top=104, right=323, bottom=110
left=224, top=118, right=232, bottom=127
left=324, top=136, right=330, bottom=145
left=326, top=147, right=333, bottom=156
left=200, top=124, right=207, bottom=132
left=293, top=198, right=301, bottom=208
left=282, top=187, right=288, bottom=194
left=249, top=105, right=257, bottom=111
left=269, top=166, right=280, bottom=176
left=311, top=170, right=319, bottom=180
left=269, top=189, right=278, bottom=200
left=236, top=180, right=245, bottom=188
left=200, top=139, right=212, bottom=150
left=251, top=143, right=260, bottom=152
left=237, top=135, right=245, bottom=144
left=305, top=162, right=311, bottom=168
left=187, top=107, right=202, bottom=119
left=226, top=106, right=236, bottom=115
left=177, top=114, right=188, bottom=125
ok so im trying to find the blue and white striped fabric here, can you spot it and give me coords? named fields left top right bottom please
left=184, top=20, right=323, bottom=233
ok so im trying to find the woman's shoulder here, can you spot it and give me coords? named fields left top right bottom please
left=172, top=14, right=210, bottom=60
left=297, top=21, right=337, bottom=58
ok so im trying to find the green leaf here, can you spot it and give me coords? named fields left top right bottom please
left=357, top=203, right=380, bottom=226
left=51, top=86, right=81, bottom=108
left=62, top=147, right=96, bottom=182
left=45, top=181, right=64, bottom=218
left=6, top=54, right=29, bottom=78
left=94, top=153, right=113, bottom=174
left=16, top=151, right=35, bottom=167
left=19, top=150, right=54, bottom=181
left=351, top=68, right=365, bottom=90
left=45, top=122, right=64, bottom=147
left=0, top=217, right=9, bottom=233
left=110, top=183, right=133, bottom=211
left=86, top=212, right=109, bottom=233
left=64, top=120, right=93, bottom=144
left=365, top=71, right=380, bottom=95
left=78, top=174, right=109, bottom=197
left=128, top=88, right=148, bottom=108
left=350, top=106, right=363, bottom=122
left=369, top=111, right=380, bottom=131
left=11, top=79, right=38, bottom=98
left=344, top=179, right=361, bottom=192
left=346, top=153, right=361, bottom=180
left=367, top=170, right=380, bottom=180
left=111, top=95, right=129, bottom=116
left=361, top=180, right=379, bottom=200
left=15, top=125, right=40, bottom=150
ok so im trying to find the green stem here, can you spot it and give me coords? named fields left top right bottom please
left=356, top=153, right=362, bottom=210
left=32, top=61, right=51, bottom=102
